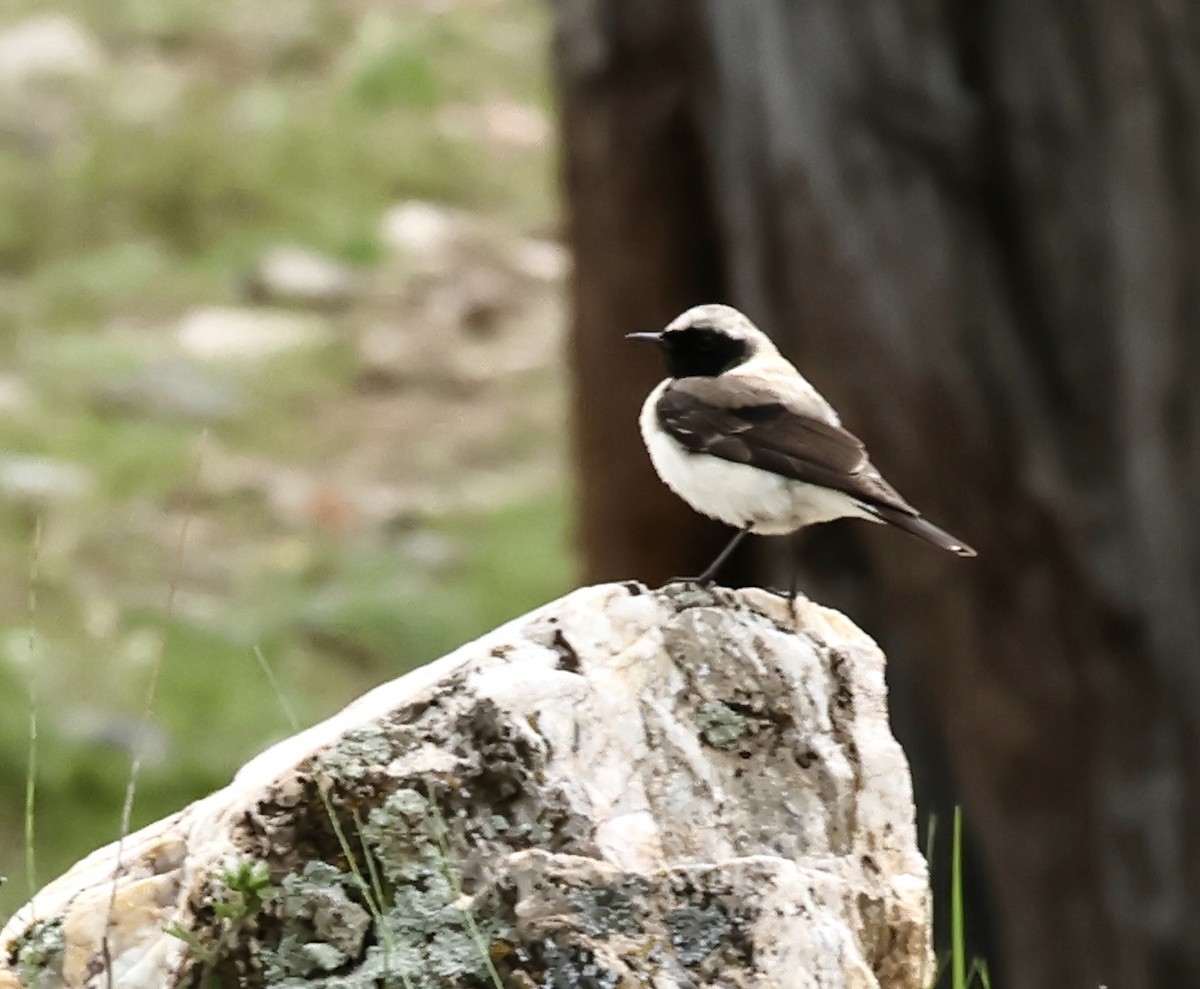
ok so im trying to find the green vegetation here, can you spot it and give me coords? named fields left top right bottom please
left=0, top=0, right=567, bottom=921
left=928, top=808, right=992, bottom=989
left=213, top=859, right=272, bottom=923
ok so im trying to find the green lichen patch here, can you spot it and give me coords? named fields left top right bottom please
left=244, top=790, right=515, bottom=988
left=497, top=936, right=624, bottom=989
left=694, top=700, right=749, bottom=749
left=259, top=861, right=512, bottom=988
left=569, top=881, right=648, bottom=939
left=358, top=787, right=441, bottom=887
left=665, top=903, right=731, bottom=966
left=439, top=701, right=593, bottom=858
left=657, top=872, right=757, bottom=978
left=319, top=724, right=399, bottom=783
left=267, top=861, right=372, bottom=979
left=14, top=917, right=65, bottom=986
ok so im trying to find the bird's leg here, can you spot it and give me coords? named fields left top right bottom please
left=764, top=534, right=804, bottom=606
left=787, top=532, right=804, bottom=614
left=692, top=527, right=751, bottom=585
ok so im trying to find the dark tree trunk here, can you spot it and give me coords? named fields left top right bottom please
left=555, top=2, right=1200, bottom=988
left=556, top=1, right=743, bottom=586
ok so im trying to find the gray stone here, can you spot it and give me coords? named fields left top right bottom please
left=94, top=359, right=242, bottom=422
left=0, top=583, right=932, bottom=988
left=246, top=244, right=357, bottom=311
left=394, top=529, right=463, bottom=572
left=59, top=711, right=170, bottom=766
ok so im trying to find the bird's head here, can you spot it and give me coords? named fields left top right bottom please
left=627, top=304, right=777, bottom=379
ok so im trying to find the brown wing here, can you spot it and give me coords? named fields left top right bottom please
left=656, top=378, right=920, bottom=517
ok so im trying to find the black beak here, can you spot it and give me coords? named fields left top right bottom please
left=625, top=331, right=663, bottom=343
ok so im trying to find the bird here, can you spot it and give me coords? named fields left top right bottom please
left=628, top=303, right=976, bottom=584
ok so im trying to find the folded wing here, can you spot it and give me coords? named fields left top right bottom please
left=656, top=378, right=920, bottom=518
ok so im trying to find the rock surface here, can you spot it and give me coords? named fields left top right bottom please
left=0, top=583, right=932, bottom=988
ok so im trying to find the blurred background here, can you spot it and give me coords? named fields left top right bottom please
left=4, top=2, right=1200, bottom=989
left=559, top=4, right=1200, bottom=989
left=0, top=0, right=571, bottom=921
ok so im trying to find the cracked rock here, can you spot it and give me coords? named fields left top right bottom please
left=1, top=583, right=932, bottom=988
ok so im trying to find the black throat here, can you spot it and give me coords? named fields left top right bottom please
left=659, top=326, right=751, bottom=378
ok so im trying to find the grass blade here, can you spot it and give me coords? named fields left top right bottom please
left=951, top=806, right=965, bottom=989
left=925, top=813, right=937, bottom=964
left=103, top=432, right=205, bottom=988
left=424, top=784, right=503, bottom=989
left=24, top=515, right=42, bottom=905
left=252, top=645, right=301, bottom=734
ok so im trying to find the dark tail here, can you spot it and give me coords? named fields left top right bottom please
left=871, top=505, right=977, bottom=558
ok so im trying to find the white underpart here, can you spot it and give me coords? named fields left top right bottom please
left=639, top=379, right=881, bottom=536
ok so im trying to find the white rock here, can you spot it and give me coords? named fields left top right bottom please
left=0, top=455, right=91, bottom=505
left=1, top=584, right=932, bottom=988
left=0, top=16, right=105, bottom=92
left=378, top=200, right=466, bottom=260
left=248, top=244, right=356, bottom=310
left=437, top=99, right=551, bottom=150
left=480, top=98, right=550, bottom=148
left=0, top=373, right=31, bottom=412
left=512, top=237, right=571, bottom=282
left=177, top=306, right=330, bottom=360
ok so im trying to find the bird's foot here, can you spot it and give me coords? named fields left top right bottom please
left=664, top=575, right=716, bottom=588
left=761, top=583, right=807, bottom=628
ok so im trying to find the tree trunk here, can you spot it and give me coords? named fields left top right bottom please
left=555, top=2, right=1200, bottom=987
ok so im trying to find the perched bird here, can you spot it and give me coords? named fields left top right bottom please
left=629, top=303, right=975, bottom=583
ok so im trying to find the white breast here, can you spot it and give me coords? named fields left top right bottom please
left=638, top=380, right=878, bottom=535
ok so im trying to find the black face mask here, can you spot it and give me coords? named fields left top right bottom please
left=659, top=326, right=751, bottom=378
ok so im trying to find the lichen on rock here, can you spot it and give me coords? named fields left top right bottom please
left=12, top=918, right=64, bottom=987
left=1, top=582, right=932, bottom=988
